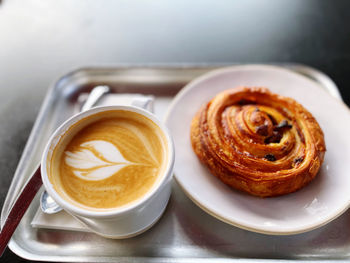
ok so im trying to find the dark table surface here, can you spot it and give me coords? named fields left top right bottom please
left=1, top=0, right=350, bottom=262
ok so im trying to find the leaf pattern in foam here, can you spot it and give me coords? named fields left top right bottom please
left=65, top=149, right=110, bottom=169
left=116, top=121, right=159, bottom=166
left=80, top=140, right=130, bottom=164
left=73, top=164, right=128, bottom=181
left=65, top=140, right=133, bottom=181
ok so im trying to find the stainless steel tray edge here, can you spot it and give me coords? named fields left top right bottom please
left=0, top=79, right=60, bottom=226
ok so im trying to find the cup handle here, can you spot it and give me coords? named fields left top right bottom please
left=130, top=95, right=154, bottom=113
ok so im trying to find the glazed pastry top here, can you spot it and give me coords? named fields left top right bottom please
left=190, top=87, right=326, bottom=197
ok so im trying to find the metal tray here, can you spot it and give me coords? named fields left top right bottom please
left=1, top=64, right=347, bottom=262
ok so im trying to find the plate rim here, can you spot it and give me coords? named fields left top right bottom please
left=165, top=64, right=350, bottom=235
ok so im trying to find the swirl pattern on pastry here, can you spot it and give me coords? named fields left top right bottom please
left=190, top=87, right=326, bottom=197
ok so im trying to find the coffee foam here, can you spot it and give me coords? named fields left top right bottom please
left=48, top=110, right=168, bottom=211
left=65, top=140, right=133, bottom=180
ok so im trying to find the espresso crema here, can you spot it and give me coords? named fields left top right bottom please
left=49, top=110, right=167, bottom=211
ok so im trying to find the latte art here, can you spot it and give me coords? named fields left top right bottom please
left=49, top=110, right=167, bottom=210
left=65, top=140, right=141, bottom=181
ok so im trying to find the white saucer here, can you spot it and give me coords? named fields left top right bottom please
left=165, top=64, right=350, bottom=235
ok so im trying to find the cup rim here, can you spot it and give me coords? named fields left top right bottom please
left=41, top=105, right=175, bottom=218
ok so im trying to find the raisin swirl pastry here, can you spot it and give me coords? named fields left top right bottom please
left=190, top=87, right=326, bottom=197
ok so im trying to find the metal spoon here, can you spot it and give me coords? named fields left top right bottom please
left=40, top=85, right=110, bottom=214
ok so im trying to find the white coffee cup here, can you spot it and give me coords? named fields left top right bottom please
left=41, top=105, right=174, bottom=238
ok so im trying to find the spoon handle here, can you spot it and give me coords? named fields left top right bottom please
left=81, top=85, right=110, bottom=112
left=0, top=166, right=42, bottom=257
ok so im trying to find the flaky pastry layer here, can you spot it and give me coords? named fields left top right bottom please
left=190, top=87, right=326, bottom=197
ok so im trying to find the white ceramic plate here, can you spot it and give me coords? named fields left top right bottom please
left=165, top=65, right=350, bottom=235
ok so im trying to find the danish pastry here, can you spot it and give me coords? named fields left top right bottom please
left=190, top=87, right=326, bottom=197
